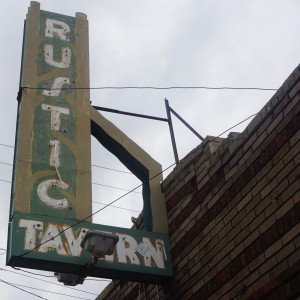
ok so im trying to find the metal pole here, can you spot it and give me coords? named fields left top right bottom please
left=92, top=105, right=168, bottom=122
left=165, top=98, right=179, bottom=164
left=168, top=106, right=204, bottom=141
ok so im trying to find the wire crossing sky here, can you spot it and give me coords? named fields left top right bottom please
left=22, top=85, right=278, bottom=91
left=1, top=0, right=300, bottom=299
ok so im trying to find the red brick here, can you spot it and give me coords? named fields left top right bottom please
left=287, top=247, right=300, bottom=267
left=276, top=241, right=296, bottom=263
left=277, top=161, right=295, bottom=184
left=289, top=80, right=300, bottom=99
left=275, top=198, right=295, bottom=220
left=283, top=94, right=300, bottom=116
left=252, top=131, right=268, bottom=152
left=259, top=214, right=276, bottom=234
left=259, top=255, right=278, bottom=276
left=265, top=239, right=282, bottom=259
left=267, top=112, right=284, bottom=135
left=242, top=133, right=257, bottom=153
left=270, top=259, right=289, bottom=279
left=249, top=212, right=266, bottom=233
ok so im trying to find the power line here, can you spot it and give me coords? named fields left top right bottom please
left=13, top=267, right=110, bottom=283
left=0, top=176, right=141, bottom=195
left=13, top=267, right=111, bottom=283
left=18, top=162, right=177, bottom=259
left=92, top=200, right=140, bottom=213
left=217, top=112, right=258, bottom=137
left=85, top=278, right=111, bottom=282
left=22, top=85, right=278, bottom=91
left=0, top=177, right=140, bottom=213
left=3, top=281, right=92, bottom=300
left=15, top=268, right=111, bottom=284
left=0, top=268, right=98, bottom=296
left=0, top=278, right=48, bottom=300
left=0, top=143, right=14, bottom=148
left=12, top=267, right=55, bottom=278
left=0, top=161, right=13, bottom=166
left=0, top=178, right=141, bottom=213
left=92, top=163, right=131, bottom=174
left=0, top=178, right=11, bottom=184
left=92, top=181, right=141, bottom=194
left=10, top=112, right=259, bottom=260
left=0, top=158, right=132, bottom=175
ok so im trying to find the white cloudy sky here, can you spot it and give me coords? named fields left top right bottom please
left=0, top=0, right=299, bottom=299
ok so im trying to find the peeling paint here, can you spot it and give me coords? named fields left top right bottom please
left=44, top=44, right=71, bottom=68
left=37, top=179, right=69, bottom=209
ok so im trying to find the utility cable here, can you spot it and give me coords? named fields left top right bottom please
left=0, top=143, right=14, bottom=148
left=0, top=268, right=98, bottom=296
left=92, top=164, right=131, bottom=174
left=12, top=267, right=55, bottom=278
left=0, top=159, right=133, bottom=175
left=7, top=112, right=259, bottom=259
left=0, top=247, right=7, bottom=256
left=0, top=178, right=141, bottom=214
left=0, top=161, right=13, bottom=166
left=92, top=201, right=140, bottom=213
left=0, top=178, right=11, bottom=184
left=17, top=162, right=176, bottom=259
left=85, top=278, right=111, bottom=282
left=0, top=176, right=141, bottom=195
left=12, top=266, right=110, bottom=283
left=2, top=279, right=92, bottom=300
left=13, top=267, right=110, bottom=282
left=22, top=85, right=278, bottom=91
left=216, top=112, right=258, bottom=137
left=0, top=278, right=48, bottom=300
left=92, top=181, right=141, bottom=193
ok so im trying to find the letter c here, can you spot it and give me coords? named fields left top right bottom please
left=37, top=179, right=69, bottom=209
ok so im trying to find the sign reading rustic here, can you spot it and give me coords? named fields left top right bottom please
left=7, top=1, right=172, bottom=283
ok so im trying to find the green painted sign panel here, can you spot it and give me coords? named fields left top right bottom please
left=8, top=3, right=172, bottom=284
left=31, top=10, right=78, bottom=220
left=7, top=213, right=172, bottom=283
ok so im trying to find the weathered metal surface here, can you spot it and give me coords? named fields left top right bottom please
left=10, top=2, right=92, bottom=221
left=7, top=213, right=172, bottom=283
left=8, top=2, right=172, bottom=282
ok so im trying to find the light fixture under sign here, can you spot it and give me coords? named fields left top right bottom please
left=55, top=230, right=119, bottom=286
left=55, top=272, right=86, bottom=286
left=80, top=230, right=119, bottom=258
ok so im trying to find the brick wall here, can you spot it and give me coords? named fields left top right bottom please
left=97, top=65, right=300, bottom=300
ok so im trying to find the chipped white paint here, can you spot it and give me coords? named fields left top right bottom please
left=49, top=140, right=60, bottom=167
left=116, top=234, right=140, bottom=265
left=142, top=238, right=165, bottom=268
left=44, top=44, right=71, bottom=68
left=19, top=219, right=43, bottom=250
left=136, top=243, right=150, bottom=257
left=37, top=179, right=69, bottom=209
left=38, top=223, right=67, bottom=256
left=19, top=219, right=168, bottom=269
left=62, top=225, right=88, bottom=257
left=41, top=104, right=70, bottom=131
left=42, top=77, right=70, bottom=97
left=45, top=18, right=71, bottom=41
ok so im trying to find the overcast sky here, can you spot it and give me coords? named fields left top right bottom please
left=0, top=0, right=299, bottom=299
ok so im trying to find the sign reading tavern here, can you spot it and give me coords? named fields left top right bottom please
left=7, top=2, right=172, bottom=283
